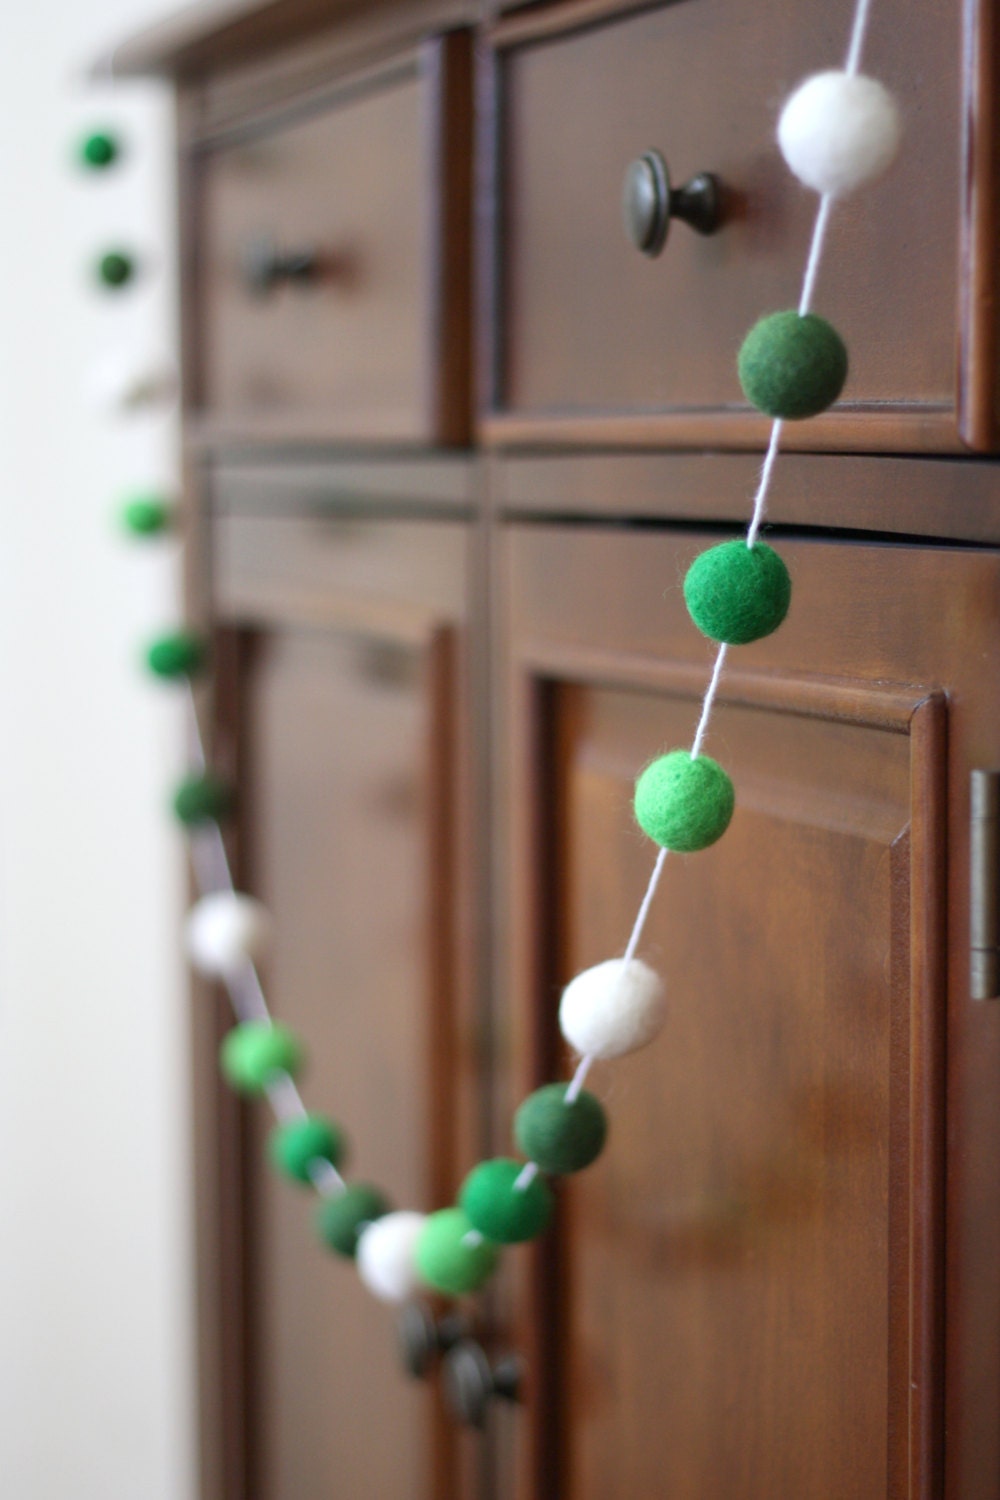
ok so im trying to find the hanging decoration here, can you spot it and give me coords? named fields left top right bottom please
left=87, top=0, right=901, bottom=1383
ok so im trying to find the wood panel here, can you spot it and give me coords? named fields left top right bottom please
left=487, top=0, right=975, bottom=452
left=495, top=525, right=1000, bottom=1500
left=207, top=510, right=482, bottom=1499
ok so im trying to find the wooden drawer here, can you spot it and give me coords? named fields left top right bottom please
left=485, top=0, right=999, bottom=453
left=193, top=32, right=472, bottom=446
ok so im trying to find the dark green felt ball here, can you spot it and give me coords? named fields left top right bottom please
left=121, top=494, right=171, bottom=537
left=684, top=540, right=791, bottom=645
left=316, top=1183, right=391, bottom=1258
left=172, top=772, right=234, bottom=827
left=514, top=1084, right=608, bottom=1175
left=738, top=311, right=847, bottom=419
left=459, top=1158, right=553, bottom=1244
left=634, top=750, right=734, bottom=852
left=219, top=1021, right=305, bottom=1096
left=415, top=1209, right=500, bottom=1296
left=97, top=250, right=136, bottom=289
left=145, top=630, right=208, bottom=680
left=79, top=130, right=121, bottom=170
left=270, top=1114, right=346, bottom=1185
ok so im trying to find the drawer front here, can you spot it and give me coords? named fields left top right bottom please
left=489, top=0, right=978, bottom=452
left=196, top=35, right=471, bottom=445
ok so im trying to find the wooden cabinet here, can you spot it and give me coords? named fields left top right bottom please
left=109, top=2, right=1000, bottom=1498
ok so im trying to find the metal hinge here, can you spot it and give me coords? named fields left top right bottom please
left=971, top=770, right=1000, bottom=999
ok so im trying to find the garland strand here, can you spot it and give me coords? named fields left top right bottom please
left=101, top=0, right=903, bottom=1354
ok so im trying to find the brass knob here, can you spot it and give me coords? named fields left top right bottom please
left=241, top=236, right=320, bottom=295
left=622, top=150, right=721, bottom=257
left=442, top=1339, right=523, bottom=1428
left=397, top=1303, right=470, bottom=1380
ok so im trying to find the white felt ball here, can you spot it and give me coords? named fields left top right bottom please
left=184, top=892, right=272, bottom=978
left=559, top=958, right=666, bottom=1061
left=778, top=71, right=901, bottom=197
left=357, top=1212, right=427, bottom=1304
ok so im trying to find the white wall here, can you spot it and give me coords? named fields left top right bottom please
left=0, top=3, right=197, bottom=1497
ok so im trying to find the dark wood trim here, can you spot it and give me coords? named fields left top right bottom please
left=959, top=0, right=1000, bottom=450
left=482, top=406, right=966, bottom=456
left=99, top=0, right=476, bottom=78
left=474, top=35, right=504, bottom=419
left=488, top=0, right=682, bottom=50
left=425, top=29, right=476, bottom=445
left=490, top=450, right=1000, bottom=547
left=906, top=693, right=948, bottom=1499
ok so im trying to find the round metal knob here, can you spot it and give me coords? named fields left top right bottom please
left=241, top=236, right=320, bottom=295
left=442, top=1339, right=523, bottom=1429
left=397, top=1303, right=470, bottom=1380
left=622, top=151, right=721, bottom=257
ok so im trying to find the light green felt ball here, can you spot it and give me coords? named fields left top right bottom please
left=172, top=772, right=234, bottom=827
left=145, top=630, right=208, bottom=680
left=738, top=311, right=847, bottom=419
left=219, top=1021, right=305, bottom=1096
left=415, top=1208, right=501, bottom=1296
left=684, top=540, right=791, bottom=645
left=459, top=1158, right=553, bottom=1244
left=121, top=494, right=171, bottom=537
left=79, top=130, right=121, bottom=170
left=98, top=250, right=135, bottom=289
left=270, top=1114, right=346, bottom=1185
left=634, top=750, right=734, bottom=852
left=514, top=1084, right=608, bottom=1175
left=315, top=1183, right=391, bottom=1258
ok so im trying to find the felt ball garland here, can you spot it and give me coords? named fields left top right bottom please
left=145, top=629, right=207, bottom=680
left=357, top=1213, right=428, bottom=1304
left=220, top=1020, right=305, bottom=1096
left=120, top=492, right=172, bottom=536
left=172, top=771, right=235, bottom=827
left=459, top=1159, right=554, bottom=1244
left=634, top=752, right=735, bottom=852
left=110, top=0, right=900, bottom=1385
left=97, top=249, right=136, bottom=289
left=79, top=129, right=122, bottom=171
left=415, top=1209, right=501, bottom=1296
left=514, top=1084, right=607, bottom=1174
left=738, top=311, right=848, bottom=420
left=684, top=539, right=791, bottom=645
left=317, top=1183, right=393, bottom=1258
left=270, top=1114, right=347, bottom=1185
left=185, top=891, right=272, bottom=978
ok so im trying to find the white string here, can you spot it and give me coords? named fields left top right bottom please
left=182, top=681, right=346, bottom=1197
left=797, top=194, right=834, bottom=320
left=844, top=0, right=874, bottom=75
left=690, top=643, right=730, bottom=759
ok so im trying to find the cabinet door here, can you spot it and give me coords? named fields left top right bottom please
left=203, top=506, right=482, bottom=1500
left=495, top=526, right=1000, bottom=1500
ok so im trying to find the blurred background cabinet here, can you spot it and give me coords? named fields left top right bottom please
left=110, top=0, right=1000, bottom=1497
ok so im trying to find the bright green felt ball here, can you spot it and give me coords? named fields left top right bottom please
left=219, top=1021, right=305, bottom=1096
left=684, top=540, right=791, bottom=645
left=121, top=494, right=171, bottom=537
left=459, top=1158, right=553, bottom=1244
left=634, top=750, right=734, bottom=852
left=145, top=630, right=208, bottom=680
left=514, top=1084, right=608, bottom=1175
left=415, top=1209, right=501, bottom=1296
left=172, top=772, right=234, bottom=827
left=98, top=250, right=135, bottom=289
left=738, top=311, right=847, bottom=420
left=315, top=1183, right=391, bottom=1258
left=270, top=1114, right=346, bottom=1186
left=79, top=130, right=120, bottom=170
